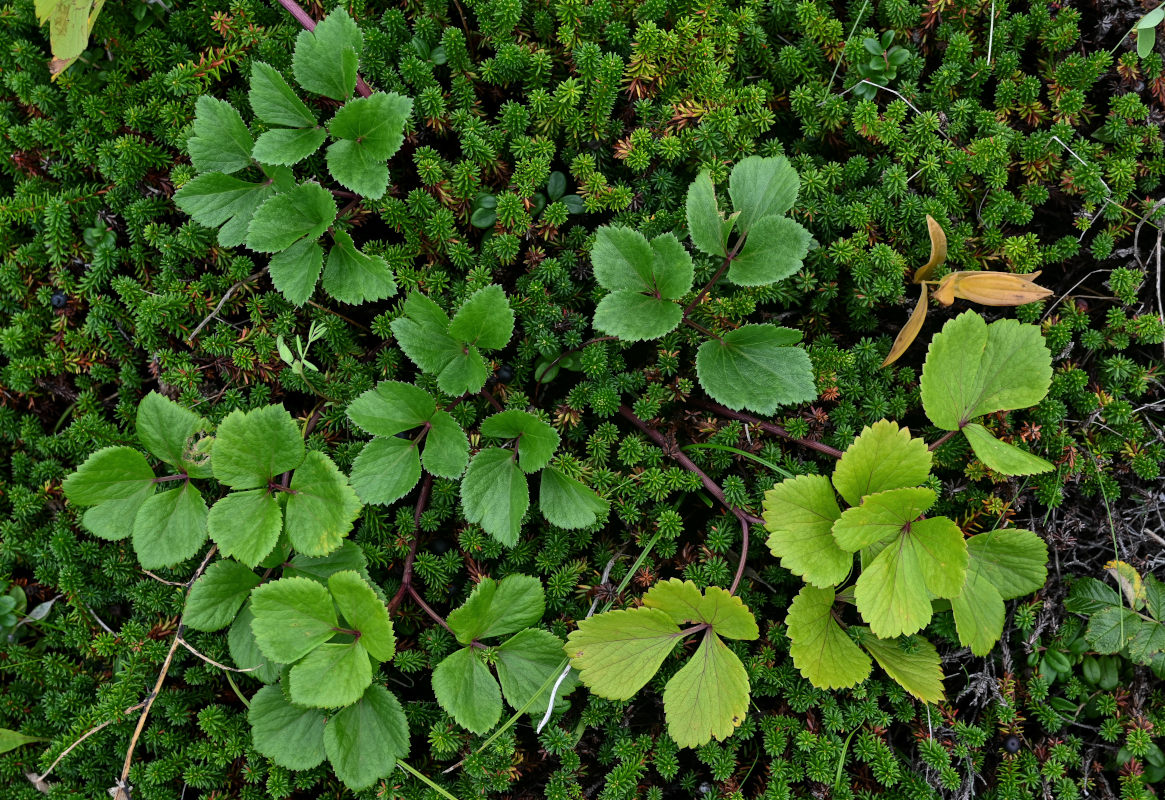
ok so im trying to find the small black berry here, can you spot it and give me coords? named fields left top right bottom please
left=496, top=364, right=515, bottom=384
left=1003, top=735, right=1021, bottom=753
left=50, top=291, right=68, bottom=309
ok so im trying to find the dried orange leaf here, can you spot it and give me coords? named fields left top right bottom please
left=931, top=271, right=1052, bottom=307
left=881, top=285, right=929, bottom=367
left=913, top=215, right=947, bottom=283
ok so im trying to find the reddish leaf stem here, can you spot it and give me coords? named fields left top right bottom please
left=694, top=399, right=844, bottom=459
left=929, top=429, right=958, bottom=451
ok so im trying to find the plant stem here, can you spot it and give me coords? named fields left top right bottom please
left=694, top=399, right=844, bottom=459
left=273, top=0, right=373, bottom=97
left=480, top=387, right=504, bottom=412
left=683, top=237, right=745, bottom=316
left=683, top=318, right=721, bottom=340
left=388, top=473, right=434, bottom=614
left=929, top=429, right=958, bottom=451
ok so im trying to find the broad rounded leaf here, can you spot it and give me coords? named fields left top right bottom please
left=432, top=646, right=502, bottom=734
left=480, top=410, right=560, bottom=473
left=686, top=171, right=728, bottom=257
left=323, top=230, right=397, bottom=305
left=859, top=631, right=945, bottom=703
left=206, top=489, right=282, bottom=567
left=461, top=448, right=529, bottom=546
left=696, top=325, right=816, bottom=414
left=951, top=567, right=1005, bottom=656
left=173, top=173, right=275, bottom=248
left=447, top=574, right=545, bottom=645
left=228, top=603, right=282, bottom=683
left=350, top=438, right=422, bottom=506
left=248, top=685, right=326, bottom=770
left=831, top=487, right=935, bottom=552
left=663, top=632, right=750, bottom=748
left=285, top=541, right=368, bottom=584
left=63, top=446, right=154, bottom=505
left=763, top=474, right=849, bottom=588
left=539, top=466, right=608, bottom=529
left=966, top=530, right=1048, bottom=599
left=786, top=585, right=872, bottom=690
left=696, top=586, right=760, bottom=640
left=593, top=291, right=683, bottom=342
left=726, top=215, right=811, bottom=287
left=250, top=576, right=338, bottom=663
left=832, top=420, right=932, bottom=507
left=185, top=558, right=261, bottom=632
left=591, top=226, right=655, bottom=292
left=564, top=607, right=684, bottom=700
left=136, top=391, right=209, bottom=475
left=727, top=156, right=799, bottom=233
left=292, top=7, right=362, bottom=101
left=347, top=381, right=435, bottom=437
left=211, top=405, right=305, bottom=489
left=285, top=451, right=362, bottom=557
left=268, top=237, right=324, bottom=306
left=327, top=92, right=412, bottom=161
left=290, top=643, right=373, bottom=708
left=132, top=483, right=209, bottom=570
left=1085, top=607, right=1141, bottom=654
left=324, top=684, right=410, bottom=791
left=449, top=285, right=514, bottom=350
left=643, top=578, right=703, bottom=625
left=328, top=570, right=395, bottom=662
left=81, top=486, right=153, bottom=541
left=252, top=126, right=327, bottom=166
left=495, top=629, right=578, bottom=719
left=962, top=423, right=1054, bottom=476
left=249, top=62, right=317, bottom=128
left=423, top=411, right=470, bottom=479
left=326, top=140, right=389, bottom=200
left=188, top=95, right=253, bottom=174
left=246, top=182, right=337, bottom=253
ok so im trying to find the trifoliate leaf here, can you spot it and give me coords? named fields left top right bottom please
left=82, top=485, right=153, bottom=541
left=539, top=466, right=608, bottom=529
left=951, top=565, right=1005, bottom=657
left=289, top=642, right=373, bottom=708
left=461, top=448, right=529, bottom=546
left=727, top=214, right=811, bottom=287
left=432, top=646, right=502, bottom=734
left=284, top=541, right=368, bottom=584
left=136, top=392, right=210, bottom=477
left=495, top=629, right=577, bottom=718
left=423, top=411, right=470, bottom=479
left=131, top=483, right=209, bottom=570
left=350, top=438, right=421, bottom=506
left=966, top=530, right=1048, bottom=599
left=763, top=474, right=849, bottom=588
left=686, top=171, right=729, bottom=257
left=173, top=173, right=275, bottom=248
left=592, top=291, right=684, bottom=342
left=347, top=381, right=435, bottom=437
left=185, top=559, right=261, bottom=632
left=447, top=575, right=545, bottom=645
left=188, top=95, right=253, bottom=174
left=832, top=420, right=932, bottom=508
left=249, top=61, right=318, bottom=128
left=63, top=446, right=155, bottom=505
left=268, top=237, right=324, bottom=306
left=211, top=405, right=305, bottom=489
left=285, top=451, right=361, bottom=557
left=858, top=630, right=945, bottom=703
left=246, top=182, right=337, bottom=253
left=326, top=93, right=412, bottom=199
left=727, top=155, right=799, bottom=233
left=1084, top=606, right=1141, bottom=654
left=663, top=631, right=749, bottom=748
left=786, top=585, right=872, bottom=690
left=391, top=293, right=490, bottom=395
left=565, top=607, right=684, bottom=700
left=962, top=423, right=1053, bottom=476
left=591, top=228, right=693, bottom=298
left=696, top=325, right=816, bottom=414
left=322, top=229, right=397, bottom=304
left=206, top=489, right=282, bottom=567
left=250, top=576, right=338, bottom=663
left=328, top=571, right=395, bottom=662
left=831, top=487, right=936, bottom=552
left=448, top=284, right=514, bottom=350
left=1065, top=577, right=1123, bottom=615
left=252, top=126, right=327, bottom=166
left=324, top=684, right=410, bottom=791
left=480, top=410, right=560, bottom=473
left=248, top=685, right=326, bottom=770
left=228, top=602, right=282, bottom=683
left=292, top=7, right=362, bottom=101
left=920, top=312, right=1052, bottom=430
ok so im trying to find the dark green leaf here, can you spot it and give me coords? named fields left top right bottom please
left=249, top=61, right=318, bottom=128
left=248, top=684, right=326, bottom=769
left=285, top=452, right=362, bottom=557
left=696, top=325, right=816, bottom=414
left=322, top=230, right=397, bottom=304
left=292, top=7, right=362, bottom=101
left=268, top=237, right=324, bottom=307
left=246, top=182, right=337, bottom=253
left=461, top=448, right=529, bottom=546
left=132, top=483, right=209, bottom=570
left=188, top=95, right=253, bottom=174
left=63, top=446, right=154, bottom=505
left=324, top=684, right=410, bottom=791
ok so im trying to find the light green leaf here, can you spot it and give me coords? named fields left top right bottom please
left=696, top=586, right=760, bottom=640
left=663, top=631, right=750, bottom=748
left=172, top=172, right=275, bottom=248
left=962, top=423, right=1053, bottom=475
left=206, top=489, right=282, bottom=567
left=328, top=92, right=412, bottom=161
left=292, top=6, right=362, bottom=101
left=686, top=171, right=729, bottom=257
left=831, top=487, right=936, bottom=552
left=328, top=570, right=395, bottom=662
left=762, top=474, right=849, bottom=588
left=480, top=410, right=560, bottom=473
left=247, top=685, right=327, bottom=770
left=423, top=411, right=470, bottom=479
left=727, top=155, right=799, bottom=233
left=832, top=420, right=932, bottom=507
left=539, top=465, right=608, bottom=529
left=436, top=347, right=489, bottom=396
left=460, top=448, right=528, bottom=546
left=285, top=451, right=362, bottom=557
left=432, top=646, right=502, bottom=734
left=349, top=437, right=422, bottom=505
left=185, top=559, right=261, bottom=632
left=593, top=291, right=683, bottom=342
left=449, top=284, right=514, bottom=350
left=727, top=215, right=811, bottom=287
left=252, top=126, right=327, bottom=166
left=131, top=483, right=209, bottom=570
left=81, top=485, right=153, bottom=541
left=289, top=642, right=373, bottom=708
left=246, top=182, right=337, bottom=253
left=1137, top=25, right=1156, bottom=59
left=591, top=227, right=693, bottom=299
left=284, top=541, right=368, bottom=584
left=323, top=229, right=397, bottom=304
left=211, top=405, right=305, bottom=489
left=447, top=575, right=545, bottom=645
left=0, top=728, right=46, bottom=755
left=1085, top=606, right=1141, bottom=654
left=565, top=607, right=684, bottom=700
left=786, top=585, right=872, bottom=690
left=696, top=325, right=816, bottom=414
left=966, top=530, right=1048, bottom=599
left=228, top=602, right=282, bottom=683
left=347, top=380, right=435, bottom=436
left=324, top=684, right=410, bottom=791
left=391, top=293, right=490, bottom=394
left=859, top=631, right=945, bottom=703
left=1128, top=621, right=1165, bottom=664
left=136, top=392, right=210, bottom=476
left=951, top=566, right=1005, bottom=656
left=250, top=576, right=338, bottom=663
left=63, top=446, right=154, bottom=505
left=249, top=61, right=318, bottom=128
left=188, top=95, right=253, bottom=174
left=268, top=237, right=324, bottom=306
left=495, top=629, right=578, bottom=718
left=643, top=578, right=704, bottom=625
left=920, top=311, right=1052, bottom=430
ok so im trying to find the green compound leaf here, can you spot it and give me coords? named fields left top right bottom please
left=391, top=292, right=490, bottom=395
left=1128, top=622, right=1165, bottom=664
left=763, top=474, right=849, bottom=588
left=246, top=182, right=337, bottom=253
left=173, top=172, right=275, bottom=248
left=82, top=485, right=153, bottom=541
left=131, top=483, right=209, bottom=570
left=662, top=631, right=749, bottom=748
left=63, top=446, right=154, bottom=505
left=727, top=155, right=799, bottom=233
left=449, top=284, right=515, bottom=350
left=249, top=61, right=317, bottom=128
left=248, top=685, right=326, bottom=770
left=326, top=92, right=412, bottom=199
left=539, top=465, right=608, bottom=529
left=432, top=646, right=502, bottom=734
left=591, top=228, right=693, bottom=298
left=289, top=642, right=373, bottom=708
left=250, top=576, right=338, bottom=663
left=966, top=530, right=1048, bottom=599
left=686, top=170, right=729, bottom=258
left=252, top=126, right=327, bottom=166
left=565, top=607, right=684, bottom=700
left=185, top=559, right=261, bottom=632
left=460, top=448, right=529, bottom=546
left=642, top=580, right=759, bottom=640
left=447, top=574, right=545, bottom=645
left=854, top=516, right=968, bottom=638
left=858, top=630, right=945, bottom=703
left=423, top=411, right=470, bottom=479
left=920, top=311, right=1052, bottom=430
left=962, top=423, right=1054, bottom=476
left=347, top=381, right=434, bottom=436
left=832, top=487, right=936, bottom=552
left=284, top=541, right=368, bottom=584
left=832, top=420, right=932, bottom=508
left=593, top=291, right=684, bottom=342
left=206, top=489, right=282, bottom=567
left=696, top=325, right=816, bottom=415
left=285, top=451, right=362, bottom=557
left=727, top=214, right=811, bottom=287
left=136, top=392, right=210, bottom=477
left=211, top=405, right=305, bottom=489
left=495, top=629, right=578, bottom=718
left=188, top=95, right=253, bottom=175
left=324, top=684, right=410, bottom=791
left=268, top=237, right=324, bottom=307
left=349, top=437, right=422, bottom=506
left=786, top=585, right=872, bottom=690
left=480, top=410, right=560, bottom=473
left=951, top=565, right=1005, bottom=657
left=229, top=602, right=282, bottom=683
left=328, top=571, right=395, bottom=662
left=292, top=6, right=362, bottom=101
left=323, top=229, right=397, bottom=305
left=1085, top=606, right=1141, bottom=654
